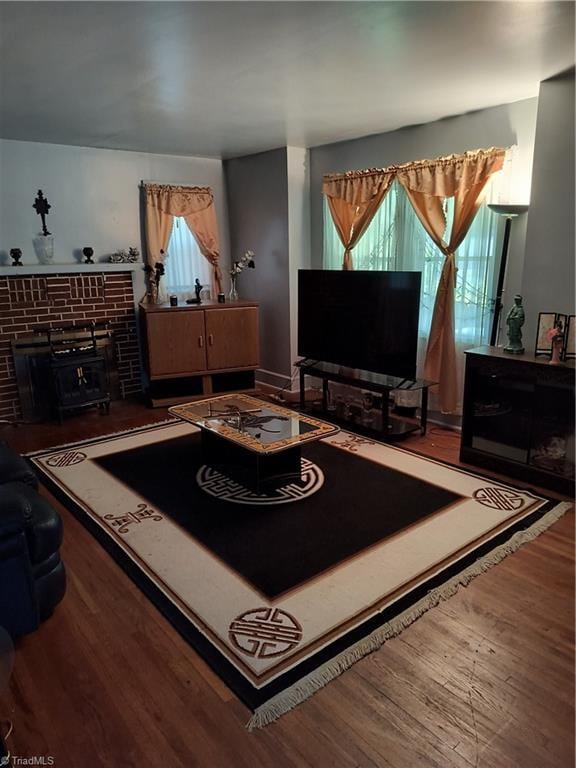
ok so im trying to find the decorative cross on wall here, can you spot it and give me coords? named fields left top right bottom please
left=33, top=189, right=51, bottom=235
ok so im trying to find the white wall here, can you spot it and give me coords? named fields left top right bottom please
left=0, top=139, right=229, bottom=299
left=522, top=71, right=575, bottom=345
left=224, top=148, right=291, bottom=382
left=287, top=146, right=311, bottom=382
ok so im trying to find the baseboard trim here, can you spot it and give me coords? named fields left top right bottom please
left=256, top=369, right=293, bottom=389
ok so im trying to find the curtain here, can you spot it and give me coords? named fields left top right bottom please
left=396, top=149, right=506, bottom=412
left=323, top=184, right=398, bottom=271
left=164, top=217, right=213, bottom=300
left=144, top=183, right=223, bottom=297
left=322, top=148, right=506, bottom=412
left=323, top=184, right=500, bottom=412
left=322, top=172, right=394, bottom=269
left=145, top=200, right=173, bottom=266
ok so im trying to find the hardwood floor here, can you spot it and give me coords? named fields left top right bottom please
left=1, top=400, right=573, bottom=768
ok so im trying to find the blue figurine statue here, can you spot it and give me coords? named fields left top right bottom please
left=504, top=294, right=525, bottom=354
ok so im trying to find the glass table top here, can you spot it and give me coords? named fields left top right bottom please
left=169, top=394, right=339, bottom=454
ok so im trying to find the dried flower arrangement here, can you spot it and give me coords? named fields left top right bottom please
left=144, top=261, right=166, bottom=303
left=230, top=250, right=256, bottom=277
left=229, top=250, right=255, bottom=300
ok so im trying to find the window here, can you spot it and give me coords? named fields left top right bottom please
left=323, top=181, right=500, bottom=408
left=164, top=217, right=212, bottom=299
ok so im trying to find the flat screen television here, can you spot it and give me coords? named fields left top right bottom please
left=298, top=270, right=421, bottom=379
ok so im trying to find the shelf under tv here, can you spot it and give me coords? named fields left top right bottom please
left=305, top=406, right=424, bottom=441
left=295, top=359, right=436, bottom=440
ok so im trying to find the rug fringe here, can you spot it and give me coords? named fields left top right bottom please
left=247, top=500, right=572, bottom=730
left=25, top=418, right=181, bottom=457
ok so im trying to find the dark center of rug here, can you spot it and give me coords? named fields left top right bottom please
left=95, top=434, right=461, bottom=598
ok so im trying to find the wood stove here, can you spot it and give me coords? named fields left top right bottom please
left=12, top=323, right=117, bottom=423
left=48, top=324, right=111, bottom=422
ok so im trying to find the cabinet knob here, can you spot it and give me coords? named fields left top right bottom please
left=208, top=334, right=214, bottom=346
left=198, top=336, right=204, bottom=348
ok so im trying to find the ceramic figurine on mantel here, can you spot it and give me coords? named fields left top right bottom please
left=110, top=247, right=140, bottom=264
left=9, top=248, right=23, bottom=267
left=504, top=294, right=525, bottom=354
left=82, top=247, right=94, bottom=264
left=32, top=189, right=54, bottom=265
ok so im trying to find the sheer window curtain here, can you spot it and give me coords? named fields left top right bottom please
left=164, top=216, right=213, bottom=301
left=323, top=181, right=499, bottom=412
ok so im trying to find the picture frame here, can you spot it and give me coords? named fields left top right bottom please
left=535, top=312, right=568, bottom=356
left=535, top=313, right=557, bottom=355
left=563, top=315, right=576, bottom=360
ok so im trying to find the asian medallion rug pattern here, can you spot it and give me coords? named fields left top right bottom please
left=28, top=421, right=569, bottom=728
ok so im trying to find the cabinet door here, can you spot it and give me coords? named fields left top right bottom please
left=463, top=358, right=535, bottom=463
left=205, top=307, right=259, bottom=370
left=146, top=311, right=207, bottom=377
left=529, top=371, right=575, bottom=481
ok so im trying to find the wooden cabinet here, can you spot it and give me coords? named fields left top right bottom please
left=205, top=307, right=259, bottom=370
left=146, top=310, right=206, bottom=377
left=140, top=300, right=260, bottom=406
left=461, top=346, right=575, bottom=495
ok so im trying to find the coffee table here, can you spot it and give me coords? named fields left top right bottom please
left=169, top=394, right=339, bottom=493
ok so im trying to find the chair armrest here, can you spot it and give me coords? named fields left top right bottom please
left=0, top=442, right=38, bottom=489
left=0, top=483, right=63, bottom=564
left=0, top=493, right=38, bottom=637
left=0, top=484, right=27, bottom=538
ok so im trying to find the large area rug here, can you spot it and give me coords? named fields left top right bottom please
left=29, top=420, right=569, bottom=728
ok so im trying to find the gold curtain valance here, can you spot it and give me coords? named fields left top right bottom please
left=323, top=172, right=394, bottom=206
left=144, top=183, right=214, bottom=216
left=323, top=147, right=506, bottom=198
left=396, top=149, right=506, bottom=196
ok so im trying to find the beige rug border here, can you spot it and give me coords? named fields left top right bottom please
left=246, top=500, right=571, bottom=730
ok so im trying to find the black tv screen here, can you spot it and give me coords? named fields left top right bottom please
left=298, top=270, right=421, bottom=378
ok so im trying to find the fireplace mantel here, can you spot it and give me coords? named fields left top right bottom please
left=0, top=263, right=142, bottom=276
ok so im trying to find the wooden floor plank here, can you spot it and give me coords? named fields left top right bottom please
left=1, top=400, right=573, bottom=767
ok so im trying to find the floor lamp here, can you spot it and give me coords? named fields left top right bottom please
left=487, top=204, right=529, bottom=346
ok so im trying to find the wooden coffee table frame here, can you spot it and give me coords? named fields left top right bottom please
left=169, top=394, right=338, bottom=493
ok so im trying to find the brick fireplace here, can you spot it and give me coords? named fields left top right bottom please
left=0, top=270, right=142, bottom=420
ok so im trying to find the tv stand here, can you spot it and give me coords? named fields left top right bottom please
left=295, top=359, right=435, bottom=439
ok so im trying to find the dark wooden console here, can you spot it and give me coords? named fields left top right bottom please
left=140, top=300, right=260, bottom=407
left=461, top=346, right=575, bottom=495
left=295, top=359, right=435, bottom=439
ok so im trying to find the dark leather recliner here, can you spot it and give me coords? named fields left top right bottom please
left=0, top=442, right=66, bottom=638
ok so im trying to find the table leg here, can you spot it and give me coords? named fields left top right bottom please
left=420, top=386, right=429, bottom=435
left=381, top=391, right=390, bottom=436
left=254, top=447, right=302, bottom=493
left=299, top=367, right=306, bottom=411
left=201, top=429, right=302, bottom=492
left=322, top=378, right=329, bottom=412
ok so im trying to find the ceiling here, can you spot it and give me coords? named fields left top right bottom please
left=0, top=2, right=574, bottom=159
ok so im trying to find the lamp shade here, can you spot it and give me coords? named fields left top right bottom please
left=488, top=204, right=529, bottom=218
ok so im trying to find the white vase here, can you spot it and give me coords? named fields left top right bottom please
left=228, top=275, right=239, bottom=301
left=33, top=234, right=54, bottom=265
left=156, top=275, right=168, bottom=304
